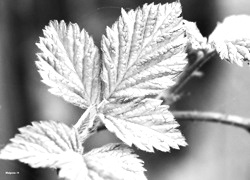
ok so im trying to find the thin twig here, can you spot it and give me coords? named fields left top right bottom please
left=96, top=111, right=250, bottom=132
left=173, top=111, right=250, bottom=132
left=156, top=50, right=217, bottom=103
left=171, top=50, right=217, bottom=95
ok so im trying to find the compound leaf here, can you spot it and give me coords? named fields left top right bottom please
left=36, top=20, right=101, bottom=109
left=101, top=1, right=187, bottom=101
left=84, top=143, right=147, bottom=180
left=99, top=98, right=187, bottom=152
left=209, top=15, right=250, bottom=66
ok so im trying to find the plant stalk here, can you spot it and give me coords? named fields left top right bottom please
left=173, top=111, right=250, bottom=132
left=171, top=50, right=217, bottom=95
left=156, top=50, right=217, bottom=103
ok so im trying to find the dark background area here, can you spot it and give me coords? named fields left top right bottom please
left=0, top=0, right=250, bottom=180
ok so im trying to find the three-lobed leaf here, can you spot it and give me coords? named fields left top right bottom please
left=5, top=1, right=250, bottom=179
left=36, top=20, right=101, bottom=109
left=2, top=2, right=191, bottom=178
left=99, top=98, right=187, bottom=152
left=35, top=1, right=189, bottom=153
left=209, top=15, right=250, bottom=66
left=101, top=2, right=188, bottom=101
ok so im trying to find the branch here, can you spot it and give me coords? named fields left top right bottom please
left=173, top=111, right=250, bottom=132
left=156, top=50, right=217, bottom=104
left=171, top=50, right=217, bottom=95
left=96, top=111, right=250, bottom=132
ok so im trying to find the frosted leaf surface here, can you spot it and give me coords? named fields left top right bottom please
left=84, top=143, right=147, bottom=180
left=0, top=122, right=147, bottom=180
left=209, top=15, right=250, bottom=66
left=99, top=98, right=187, bottom=152
left=36, top=20, right=101, bottom=109
left=101, top=1, right=187, bottom=101
left=0, top=121, right=88, bottom=180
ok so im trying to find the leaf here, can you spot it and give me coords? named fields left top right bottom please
left=0, top=121, right=89, bottom=180
left=101, top=1, right=187, bottom=101
left=183, top=20, right=209, bottom=52
left=55, top=151, right=89, bottom=180
left=84, top=143, right=147, bottom=180
left=99, top=98, right=187, bottom=152
left=0, top=122, right=146, bottom=180
left=36, top=20, right=101, bottom=109
left=209, top=15, right=250, bottom=66
left=0, top=121, right=83, bottom=166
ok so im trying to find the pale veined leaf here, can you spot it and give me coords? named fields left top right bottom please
left=36, top=20, right=101, bottom=109
left=101, top=1, right=188, bottom=101
left=0, top=121, right=88, bottom=180
left=84, top=143, right=147, bottom=180
left=98, top=98, right=187, bottom=152
left=0, top=121, right=147, bottom=180
left=209, top=15, right=250, bottom=66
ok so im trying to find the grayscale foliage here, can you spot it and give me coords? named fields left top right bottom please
left=0, top=121, right=83, bottom=164
left=99, top=98, right=187, bottom=152
left=84, top=143, right=147, bottom=180
left=2, top=1, right=250, bottom=179
left=209, top=15, right=250, bottom=66
left=36, top=1, right=189, bottom=153
left=101, top=2, right=187, bottom=101
left=0, top=121, right=147, bottom=180
left=36, top=20, right=101, bottom=109
left=0, top=121, right=87, bottom=180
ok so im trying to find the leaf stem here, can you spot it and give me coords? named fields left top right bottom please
left=156, top=50, right=217, bottom=103
left=96, top=111, right=250, bottom=132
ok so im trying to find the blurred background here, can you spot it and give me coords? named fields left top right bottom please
left=1, top=0, right=250, bottom=179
